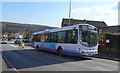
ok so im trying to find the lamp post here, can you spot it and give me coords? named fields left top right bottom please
left=68, top=0, right=71, bottom=26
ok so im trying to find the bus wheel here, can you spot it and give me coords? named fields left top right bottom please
left=57, top=47, right=63, bottom=56
left=36, top=45, right=39, bottom=51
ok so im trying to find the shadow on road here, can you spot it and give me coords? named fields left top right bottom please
left=2, top=49, right=92, bottom=69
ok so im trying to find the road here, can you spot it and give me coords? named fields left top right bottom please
left=1, top=42, right=119, bottom=72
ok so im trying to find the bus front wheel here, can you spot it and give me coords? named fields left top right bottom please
left=57, top=47, right=63, bottom=56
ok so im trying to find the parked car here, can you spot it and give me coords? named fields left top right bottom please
left=1, top=40, right=8, bottom=44
left=22, top=39, right=30, bottom=43
left=14, top=40, right=22, bottom=44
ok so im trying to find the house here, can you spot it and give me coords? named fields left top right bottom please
left=61, top=18, right=108, bottom=34
left=109, top=25, right=120, bottom=33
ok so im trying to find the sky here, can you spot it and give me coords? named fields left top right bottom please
left=1, top=0, right=119, bottom=27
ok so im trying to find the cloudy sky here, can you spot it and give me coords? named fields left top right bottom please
left=72, top=2, right=118, bottom=26
left=1, top=0, right=119, bottom=27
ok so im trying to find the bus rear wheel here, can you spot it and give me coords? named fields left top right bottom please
left=36, top=45, right=39, bottom=51
left=57, top=47, right=63, bottom=56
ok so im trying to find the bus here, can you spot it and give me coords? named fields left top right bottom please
left=31, top=24, right=98, bottom=56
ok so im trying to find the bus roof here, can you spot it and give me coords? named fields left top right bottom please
left=32, top=24, right=96, bottom=35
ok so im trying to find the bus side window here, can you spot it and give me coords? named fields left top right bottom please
left=32, top=35, right=35, bottom=42
left=67, top=29, right=78, bottom=44
left=38, top=34, right=41, bottom=42
left=51, top=32, right=58, bottom=43
left=46, top=33, right=51, bottom=43
left=57, top=31, right=66, bottom=43
left=41, top=33, right=48, bottom=42
left=33, top=34, right=40, bottom=42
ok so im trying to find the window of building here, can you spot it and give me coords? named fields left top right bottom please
left=98, top=29, right=103, bottom=34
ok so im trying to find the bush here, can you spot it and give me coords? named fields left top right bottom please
left=106, top=34, right=119, bottom=49
left=98, top=33, right=106, bottom=39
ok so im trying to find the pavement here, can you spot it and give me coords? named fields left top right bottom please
left=93, top=53, right=120, bottom=61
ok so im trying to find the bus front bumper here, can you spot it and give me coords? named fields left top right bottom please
left=79, top=50, right=98, bottom=56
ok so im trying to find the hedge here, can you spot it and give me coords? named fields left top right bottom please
left=98, top=33, right=120, bottom=55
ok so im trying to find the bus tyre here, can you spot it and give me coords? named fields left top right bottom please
left=57, top=48, right=63, bottom=56
left=36, top=45, right=39, bottom=51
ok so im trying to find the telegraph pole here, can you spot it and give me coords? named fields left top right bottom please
left=24, top=21, right=26, bottom=41
left=68, top=0, right=71, bottom=26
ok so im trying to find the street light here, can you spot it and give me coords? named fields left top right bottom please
left=68, top=0, right=71, bottom=26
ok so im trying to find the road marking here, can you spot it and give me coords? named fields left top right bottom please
left=2, top=55, right=20, bottom=73
left=9, top=44, right=18, bottom=48
left=9, top=44, right=33, bottom=49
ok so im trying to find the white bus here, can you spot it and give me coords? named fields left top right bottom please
left=31, top=24, right=98, bottom=56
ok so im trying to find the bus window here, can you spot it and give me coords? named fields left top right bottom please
left=51, top=32, right=58, bottom=43
left=46, top=33, right=51, bottom=43
left=67, top=29, right=78, bottom=44
left=81, top=31, right=89, bottom=47
left=32, top=34, right=41, bottom=42
left=38, top=34, right=41, bottom=42
left=57, top=31, right=66, bottom=43
left=82, top=31, right=89, bottom=42
left=80, top=30, right=97, bottom=47
left=41, top=33, right=48, bottom=42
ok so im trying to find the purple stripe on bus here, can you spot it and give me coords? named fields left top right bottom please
left=39, top=46, right=79, bottom=54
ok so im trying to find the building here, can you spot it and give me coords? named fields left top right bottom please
left=109, top=25, right=120, bottom=33
left=61, top=18, right=108, bottom=34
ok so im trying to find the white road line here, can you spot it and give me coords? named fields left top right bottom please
left=9, top=44, right=33, bottom=49
left=2, top=55, right=19, bottom=73
left=9, top=44, right=18, bottom=48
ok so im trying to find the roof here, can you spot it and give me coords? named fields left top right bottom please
left=109, top=25, right=120, bottom=33
left=61, top=18, right=108, bottom=28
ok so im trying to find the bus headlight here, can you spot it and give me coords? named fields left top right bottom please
left=95, top=51, right=98, bottom=54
